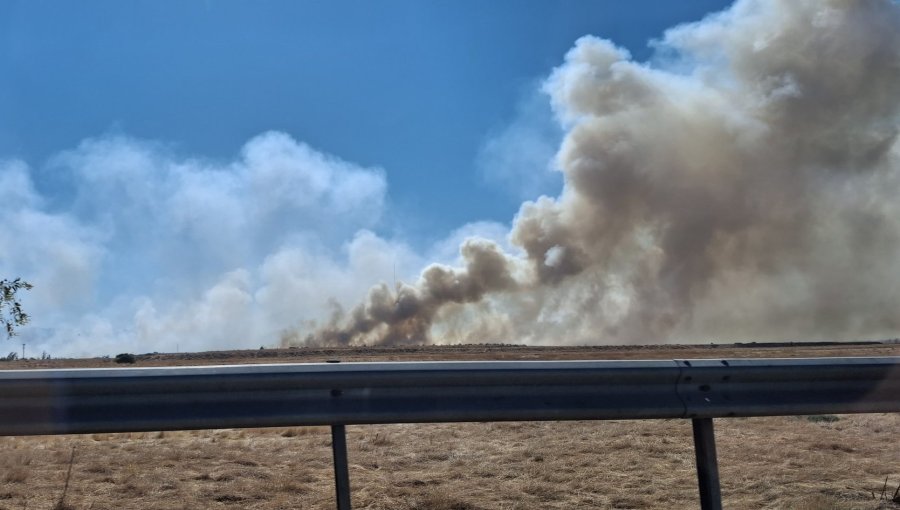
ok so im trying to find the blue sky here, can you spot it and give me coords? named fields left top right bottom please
left=2, top=1, right=730, bottom=237
left=2, top=1, right=796, bottom=355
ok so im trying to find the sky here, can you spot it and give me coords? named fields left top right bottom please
left=6, top=1, right=898, bottom=357
left=1, top=1, right=730, bottom=236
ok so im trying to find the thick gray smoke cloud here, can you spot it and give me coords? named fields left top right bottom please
left=297, top=0, right=900, bottom=347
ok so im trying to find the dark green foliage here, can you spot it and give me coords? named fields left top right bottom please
left=806, top=414, right=840, bottom=423
left=0, top=278, right=33, bottom=338
left=115, top=353, right=136, bottom=364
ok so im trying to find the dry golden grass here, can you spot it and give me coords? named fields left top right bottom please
left=0, top=417, right=898, bottom=509
left=0, top=343, right=898, bottom=509
left=3, top=341, right=898, bottom=369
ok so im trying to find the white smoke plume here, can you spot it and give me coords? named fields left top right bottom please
left=0, top=132, right=410, bottom=356
left=300, top=0, right=900, bottom=346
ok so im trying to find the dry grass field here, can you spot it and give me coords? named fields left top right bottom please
left=0, top=342, right=899, bottom=509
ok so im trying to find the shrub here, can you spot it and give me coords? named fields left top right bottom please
left=806, top=414, right=840, bottom=423
left=1, top=278, right=32, bottom=338
left=115, top=353, right=136, bottom=364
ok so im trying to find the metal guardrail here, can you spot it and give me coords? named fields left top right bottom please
left=0, top=357, right=898, bottom=509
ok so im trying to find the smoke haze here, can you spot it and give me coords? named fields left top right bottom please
left=299, top=0, right=900, bottom=346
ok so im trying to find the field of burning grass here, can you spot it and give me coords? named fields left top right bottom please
left=0, top=343, right=899, bottom=509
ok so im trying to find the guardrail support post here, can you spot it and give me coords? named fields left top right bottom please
left=331, top=424, right=352, bottom=510
left=692, top=418, right=722, bottom=510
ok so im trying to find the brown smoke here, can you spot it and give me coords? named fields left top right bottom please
left=295, top=239, right=519, bottom=346
left=293, top=0, right=900, bottom=347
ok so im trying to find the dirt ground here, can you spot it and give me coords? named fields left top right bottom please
left=0, top=342, right=898, bottom=509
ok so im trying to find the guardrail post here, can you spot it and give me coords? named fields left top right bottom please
left=331, top=424, right=352, bottom=510
left=691, top=418, right=722, bottom=510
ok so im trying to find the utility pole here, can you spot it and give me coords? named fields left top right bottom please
left=21, top=343, right=25, bottom=360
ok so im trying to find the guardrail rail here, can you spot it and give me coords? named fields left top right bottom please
left=1, top=357, right=899, bottom=509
